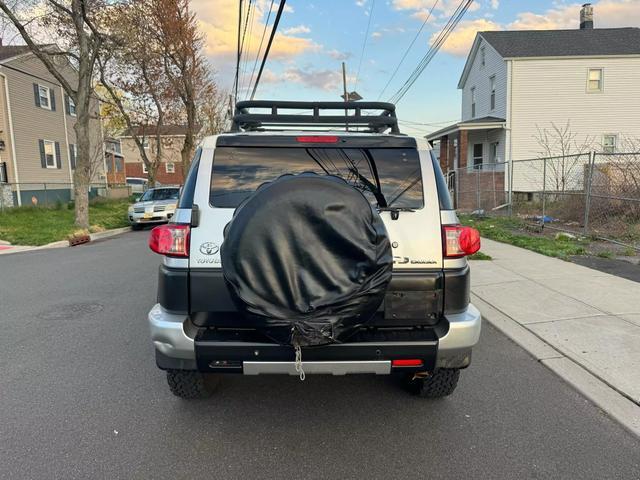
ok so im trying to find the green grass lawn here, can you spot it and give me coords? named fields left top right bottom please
left=459, top=214, right=588, bottom=259
left=0, top=199, right=130, bottom=246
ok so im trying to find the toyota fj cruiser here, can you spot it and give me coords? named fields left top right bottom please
left=147, top=101, right=481, bottom=399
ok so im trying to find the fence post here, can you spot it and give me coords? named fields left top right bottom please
left=541, top=157, right=547, bottom=228
left=508, top=160, right=514, bottom=217
left=583, top=151, right=595, bottom=236
left=44, top=183, right=48, bottom=206
left=476, top=166, right=481, bottom=211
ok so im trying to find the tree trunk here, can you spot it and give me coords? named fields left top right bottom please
left=73, top=102, right=91, bottom=229
left=180, top=134, right=194, bottom=181
left=147, top=163, right=158, bottom=187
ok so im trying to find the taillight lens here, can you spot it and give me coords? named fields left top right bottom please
left=392, top=359, right=424, bottom=367
left=296, top=135, right=339, bottom=143
left=149, top=224, right=190, bottom=257
left=443, top=225, right=481, bottom=258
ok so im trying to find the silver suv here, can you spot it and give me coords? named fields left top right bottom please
left=147, top=101, right=481, bottom=399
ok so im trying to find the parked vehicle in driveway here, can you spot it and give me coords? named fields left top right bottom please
left=128, top=187, right=180, bottom=229
left=126, top=177, right=148, bottom=194
left=146, top=100, right=482, bottom=399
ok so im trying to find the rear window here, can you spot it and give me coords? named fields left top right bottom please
left=210, top=147, right=424, bottom=209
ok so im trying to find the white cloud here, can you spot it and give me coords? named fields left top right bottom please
left=490, top=0, right=499, bottom=10
left=283, top=25, right=311, bottom=35
left=191, top=0, right=316, bottom=60
left=356, top=0, right=367, bottom=6
left=392, top=0, right=480, bottom=21
left=431, top=0, right=640, bottom=57
left=261, top=67, right=344, bottom=91
left=327, top=49, right=352, bottom=61
left=371, top=31, right=383, bottom=38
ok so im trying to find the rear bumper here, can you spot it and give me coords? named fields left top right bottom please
left=147, top=303, right=481, bottom=373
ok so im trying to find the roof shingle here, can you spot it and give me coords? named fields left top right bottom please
left=480, top=28, right=640, bottom=58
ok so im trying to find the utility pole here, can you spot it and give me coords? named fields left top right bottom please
left=342, top=62, right=349, bottom=131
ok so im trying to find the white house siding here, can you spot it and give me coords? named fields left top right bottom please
left=466, top=129, right=506, bottom=169
left=461, top=38, right=507, bottom=121
left=509, top=55, right=640, bottom=191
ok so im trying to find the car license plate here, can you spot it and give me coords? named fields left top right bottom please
left=144, top=212, right=153, bottom=219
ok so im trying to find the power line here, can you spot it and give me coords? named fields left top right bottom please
left=377, top=0, right=439, bottom=100
left=247, top=0, right=275, bottom=100
left=389, top=0, right=473, bottom=105
left=353, top=0, right=375, bottom=91
left=239, top=0, right=257, bottom=97
left=233, top=0, right=243, bottom=105
left=250, top=0, right=287, bottom=100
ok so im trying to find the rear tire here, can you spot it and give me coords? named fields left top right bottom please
left=166, top=369, right=216, bottom=399
left=403, top=368, right=460, bottom=398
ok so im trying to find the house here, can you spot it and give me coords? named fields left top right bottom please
left=427, top=4, right=640, bottom=201
left=104, top=137, right=125, bottom=185
left=0, top=44, right=104, bottom=207
left=119, top=125, right=191, bottom=185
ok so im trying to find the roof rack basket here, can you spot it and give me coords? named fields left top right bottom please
left=230, top=100, right=401, bottom=134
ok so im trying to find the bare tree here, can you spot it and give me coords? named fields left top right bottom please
left=148, top=0, right=211, bottom=174
left=97, top=0, right=179, bottom=187
left=0, top=0, right=105, bottom=228
left=199, top=86, right=228, bottom=138
left=534, top=121, right=594, bottom=191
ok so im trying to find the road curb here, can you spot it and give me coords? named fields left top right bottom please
left=0, top=226, right=133, bottom=256
left=472, top=293, right=640, bottom=439
left=89, top=226, right=132, bottom=242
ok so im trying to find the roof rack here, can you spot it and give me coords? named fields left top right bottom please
left=231, top=100, right=401, bottom=134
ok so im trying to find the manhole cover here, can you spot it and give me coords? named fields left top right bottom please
left=38, top=302, right=104, bottom=321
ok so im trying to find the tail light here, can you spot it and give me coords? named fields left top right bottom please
left=296, top=135, right=339, bottom=143
left=443, top=225, right=481, bottom=258
left=149, top=224, right=190, bottom=257
left=392, top=359, right=424, bottom=367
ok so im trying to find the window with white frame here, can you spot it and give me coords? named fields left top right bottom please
left=165, top=162, right=175, bottom=173
left=480, top=47, right=485, bottom=67
left=490, top=76, right=496, bottom=111
left=142, top=137, right=149, bottom=149
left=588, top=68, right=603, bottom=92
left=472, top=143, right=483, bottom=169
left=490, top=142, right=499, bottom=164
left=470, top=87, right=476, bottom=117
left=44, top=140, right=57, bottom=168
left=603, top=134, right=617, bottom=153
left=142, top=163, right=148, bottom=173
left=68, top=96, right=77, bottom=116
left=38, top=85, right=52, bottom=109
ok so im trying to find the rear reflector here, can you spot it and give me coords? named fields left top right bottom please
left=443, top=225, right=481, bottom=258
left=296, top=135, right=339, bottom=143
left=149, top=224, right=190, bottom=257
left=392, top=359, right=423, bottom=367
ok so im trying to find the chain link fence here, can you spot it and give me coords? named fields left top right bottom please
left=0, top=182, right=132, bottom=211
left=446, top=151, right=640, bottom=250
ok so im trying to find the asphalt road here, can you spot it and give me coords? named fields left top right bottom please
left=1, top=231, right=639, bottom=480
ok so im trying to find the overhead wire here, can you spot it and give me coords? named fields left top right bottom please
left=239, top=0, right=257, bottom=98
left=377, top=0, right=439, bottom=100
left=247, top=0, right=275, bottom=100
left=388, top=0, right=474, bottom=105
left=353, top=0, right=376, bottom=92
left=250, top=0, right=287, bottom=100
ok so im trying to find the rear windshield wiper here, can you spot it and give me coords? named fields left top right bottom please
left=305, top=148, right=388, bottom=208
left=378, top=206, right=414, bottom=220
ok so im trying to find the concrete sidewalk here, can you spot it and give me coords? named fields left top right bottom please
left=470, top=239, right=640, bottom=433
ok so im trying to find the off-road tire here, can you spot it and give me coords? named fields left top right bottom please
left=131, top=223, right=143, bottom=231
left=166, top=369, right=214, bottom=399
left=404, top=368, right=460, bottom=398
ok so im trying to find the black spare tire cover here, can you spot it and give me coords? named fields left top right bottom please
left=221, top=173, right=393, bottom=346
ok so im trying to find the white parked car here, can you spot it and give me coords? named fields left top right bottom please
left=128, top=187, right=180, bottom=229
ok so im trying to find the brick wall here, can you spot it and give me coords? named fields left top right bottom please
left=125, top=162, right=185, bottom=185
left=455, top=168, right=506, bottom=211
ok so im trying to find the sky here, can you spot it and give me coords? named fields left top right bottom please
left=192, top=0, right=640, bottom=137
